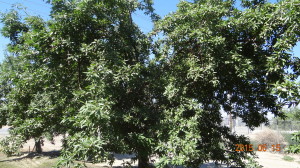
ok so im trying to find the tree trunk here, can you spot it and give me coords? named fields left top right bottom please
left=138, top=154, right=149, bottom=168
left=35, top=139, right=42, bottom=153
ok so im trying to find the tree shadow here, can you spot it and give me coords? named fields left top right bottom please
left=113, top=153, right=135, bottom=160
left=0, top=150, right=60, bottom=162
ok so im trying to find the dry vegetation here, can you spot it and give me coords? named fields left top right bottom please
left=250, top=128, right=287, bottom=152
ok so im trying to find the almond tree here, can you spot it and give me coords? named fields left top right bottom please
left=0, top=0, right=300, bottom=167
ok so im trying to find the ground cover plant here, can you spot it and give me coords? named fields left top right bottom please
left=0, top=0, right=300, bottom=167
left=282, top=155, right=295, bottom=162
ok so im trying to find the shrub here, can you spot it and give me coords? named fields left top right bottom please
left=245, top=156, right=263, bottom=168
left=252, top=128, right=286, bottom=152
left=282, top=132, right=300, bottom=146
left=286, top=131, right=300, bottom=153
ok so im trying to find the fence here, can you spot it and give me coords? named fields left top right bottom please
left=269, top=120, right=300, bottom=132
left=222, top=118, right=300, bottom=135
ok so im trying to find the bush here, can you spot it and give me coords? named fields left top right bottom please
left=245, top=156, right=263, bottom=168
left=286, top=131, right=300, bottom=153
left=281, top=132, right=300, bottom=146
left=252, top=128, right=286, bottom=152
left=0, top=135, right=24, bottom=156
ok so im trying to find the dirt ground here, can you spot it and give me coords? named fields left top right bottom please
left=256, top=152, right=300, bottom=168
left=1, top=129, right=300, bottom=168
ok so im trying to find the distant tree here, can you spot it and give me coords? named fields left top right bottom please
left=285, top=108, right=300, bottom=121
left=269, top=107, right=300, bottom=131
left=0, top=0, right=300, bottom=167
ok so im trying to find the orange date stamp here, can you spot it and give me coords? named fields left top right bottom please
left=235, top=144, right=283, bottom=152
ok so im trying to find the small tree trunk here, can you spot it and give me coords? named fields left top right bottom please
left=35, top=139, right=42, bottom=153
left=138, top=154, right=149, bottom=168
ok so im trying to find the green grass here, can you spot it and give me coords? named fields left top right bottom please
left=282, top=155, right=295, bottom=162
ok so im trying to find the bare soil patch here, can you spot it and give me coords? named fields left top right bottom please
left=256, top=151, right=300, bottom=168
left=1, top=128, right=300, bottom=167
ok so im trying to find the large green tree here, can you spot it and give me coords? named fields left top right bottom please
left=0, top=0, right=160, bottom=167
left=1, top=0, right=300, bottom=167
left=151, top=0, right=300, bottom=166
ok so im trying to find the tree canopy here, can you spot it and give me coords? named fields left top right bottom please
left=0, top=0, right=300, bottom=167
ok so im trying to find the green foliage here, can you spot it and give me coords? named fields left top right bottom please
left=0, top=0, right=300, bottom=167
left=245, top=156, right=263, bottom=168
left=281, top=132, right=300, bottom=146
left=282, top=155, right=295, bottom=162
left=0, top=135, right=25, bottom=156
left=270, top=108, right=300, bottom=131
left=287, top=131, right=300, bottom=153
left=0, top=9, right=28, bottom=46
left=0, top=0, right=159, bottom=167
left=285, top=108, right=300, bottom=121
left=152, top=0, right=300, bottom=166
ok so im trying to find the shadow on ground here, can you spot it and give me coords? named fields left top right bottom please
left=0, top=150, right=241, bottom=168
left=0, top=150, right=60, bottom=162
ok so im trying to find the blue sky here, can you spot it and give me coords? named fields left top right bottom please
left=0, top=0, right=51, bottom=62
left=0, top=0, right=180, bottom=62
left=0, top=0, right=299, bottom=62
